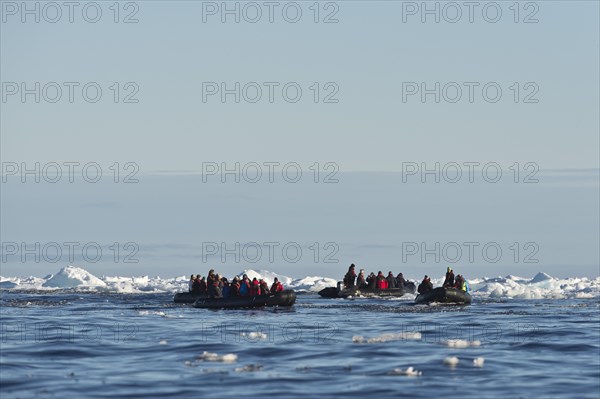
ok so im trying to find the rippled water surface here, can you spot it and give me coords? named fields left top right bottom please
left=1, top=292, right=599, bottom=398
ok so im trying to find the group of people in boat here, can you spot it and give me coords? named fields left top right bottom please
left=188, top=270, right=285, bottom=299
left=417, top=267, right=469, bottom=294
left=343, top=264, right=409, bottom=290
left=343, top=264, right=469, bottom=294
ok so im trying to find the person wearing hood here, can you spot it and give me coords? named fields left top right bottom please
left=356, top=269, right=366, bottom=288
left=396, top=273, right=406, bottom=288
left=230, top=277, right=241, bottom=297
left=250, top=277, right=261, bottom=296
left=239, top=274, right=250, bottom=296
left=367, top=272, right=377, bottom=289
left=260, top=279, right=270, bottom=295
left=455, top=274, right=469, bottom=292
left=418, top=275, right=433, bottom=294
left=208, top=272, right=222, bottom=298
left=386, top=271, right=397, bottom=288
left=376, top=271, right=388, bottom=289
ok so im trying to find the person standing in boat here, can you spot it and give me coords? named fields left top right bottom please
left=386, top=271, right=397, bottom=288
left=356, top=269, right=366, bottom=288
left=343, top=264, right=357, bottom=289
left=188, top=275, right=195, bottom=292
left=271, top=277, right=284, bottom=293
left=417, top=275, right=433, bottom=294
left=443, top=267, right=455, bottom=288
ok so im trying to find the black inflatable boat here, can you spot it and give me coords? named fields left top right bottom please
left=415, top=287, right=472, bottom=305
left=318, top=282, right=416, bottom=299
left=174, top=292, right=208, bottom=303
left=192, top=290, right=297, bottom=309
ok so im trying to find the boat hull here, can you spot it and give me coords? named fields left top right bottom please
left=173, top=292, right=208, bottom=303
left=415, top=287, right=472, bottom=305
left=192, top=290, right=297, bottom=309
left=318, top=282, right=416, bottom=298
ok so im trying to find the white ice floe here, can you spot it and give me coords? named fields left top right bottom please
left=289, top=276, right=339, bottom=292
left=240, top=332, right=268, bottom=340
left=443, top=357, right=460, bottom=366
left=2, top=266, right=599, bottom=299
left=391, top=366, right=422, bottom=376
left=138, top=310, right=168, bottom=317
left=198, top=351, right=237, bottom=363
left=444, top=339, right=481, bottom=348
left=473, top=357, right=485, bottom=367
left=352, top=332, right=422, bottom=344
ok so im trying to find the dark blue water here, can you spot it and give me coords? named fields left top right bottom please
left=1, top=292, right=599, bottom=398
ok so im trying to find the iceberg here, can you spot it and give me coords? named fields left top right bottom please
left=42, top=265, right=106, bottom=288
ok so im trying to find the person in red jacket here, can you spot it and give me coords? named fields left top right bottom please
left=270, top=277, right=284, bottom=293
left=250, top=278, right=261, bottom=296
left=376, top=271, right=388, bottom=289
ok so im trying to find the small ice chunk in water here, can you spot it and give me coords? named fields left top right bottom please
left=352, top=332, right=422, bottom=344
left=444, top=357, right=459, bottom=366
left=240, top=332, right=267, bottom=340
left=473, top=357, right=485, bottom=367
left=444, top=339, right=481, bottom=348
left=159, top=340, right=168, bottom=345
left=391, top=366, right=422, bottom=376
left=198, top=351, right=238, bottom=363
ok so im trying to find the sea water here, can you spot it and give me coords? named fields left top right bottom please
left=1, top=268, right=599, bottom=398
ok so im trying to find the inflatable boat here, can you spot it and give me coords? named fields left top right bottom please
left=318, top=282, right=416, bottom=299
left=415, top=287, right=472, bottom=305
left=192, top=290, right=297, bottom=309
left=174, top=292, right=207, bottom=303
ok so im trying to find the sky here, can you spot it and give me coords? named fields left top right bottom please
left=1, top=1, right=599, bottom=279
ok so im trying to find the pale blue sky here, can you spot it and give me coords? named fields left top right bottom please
left=1, top=1, right=599, bottom=171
